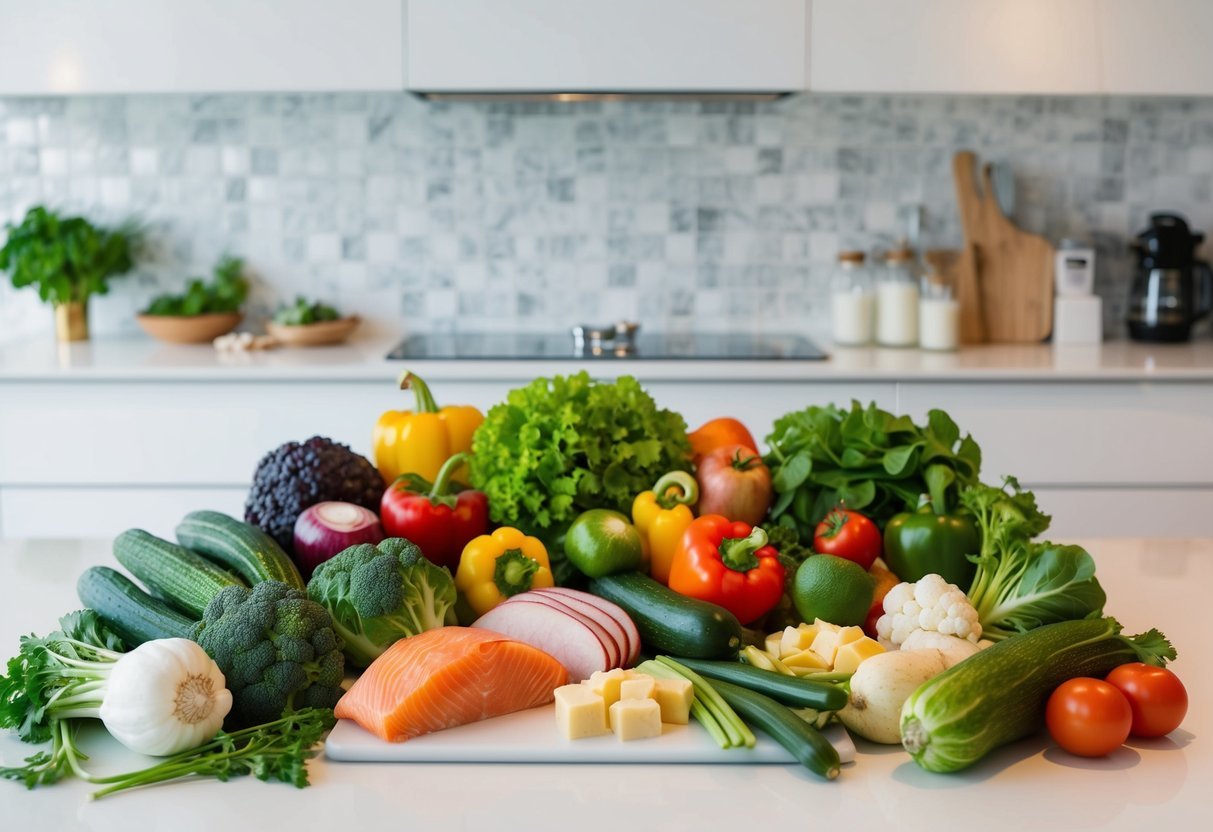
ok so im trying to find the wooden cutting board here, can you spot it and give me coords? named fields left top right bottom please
left=325, top=705, right=856, bottom=765
left=952, top=151, right=1055, bottom=343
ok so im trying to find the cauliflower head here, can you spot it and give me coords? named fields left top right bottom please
left=192, top=580, right=345, bottom=727
left=307, top=537, right=457, bottom=669
left=875, top=573, right=982, bottom=649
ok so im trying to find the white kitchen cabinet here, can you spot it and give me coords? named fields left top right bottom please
left=1097, top=0, right=1213, bottom=95
left=405, top=0, right=807, bottom=93
left=896, top=382, right=1213, bottom=487
left=808, top=0, right=1101, bottom=95
left=0, top=0, right=405, bottom=95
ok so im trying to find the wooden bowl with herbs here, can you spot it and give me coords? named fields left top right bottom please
left=137, top=256, right=248, bottom=344
left=266, top=298, right=358, bottom=347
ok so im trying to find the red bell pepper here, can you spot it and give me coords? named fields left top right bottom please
left=380, top=452, right=488, bottom=570
left=668, top=514, right=785, bottom=625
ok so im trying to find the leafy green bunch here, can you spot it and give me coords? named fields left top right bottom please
left=273, top=296, right=341, bottom=326
left=961, top=477, right=1107, bottom=640
left=764, top=401, right=982, bottom=540
left=143, top=255, right=248, bottom=316
left=470, top=373, right=691, bottom=542
left=0, top=206, right=135, bottom=305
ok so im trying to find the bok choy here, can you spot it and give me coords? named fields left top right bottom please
left=961, top=477, right=1106, bottom=640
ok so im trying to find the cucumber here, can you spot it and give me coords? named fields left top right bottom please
left=710, top=678, right=841, bottom=780
left=77, top=566, right=195, bottom=647
left=588, top=573, right=742, bottom=659
left=673, top=657, right=849, bottom=712
left=175, top=510, right=304, bottom=589
left=113, top=528, right=245, bottom=618
left=901, top=617, right=1177, bottom=773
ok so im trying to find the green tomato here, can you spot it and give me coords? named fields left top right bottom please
left=564, top=509, right=645, bottom=579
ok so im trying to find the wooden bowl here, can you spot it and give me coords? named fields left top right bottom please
left=136, top=312, right=243, bottom=344
left=266, top=316, right=360, bottom=347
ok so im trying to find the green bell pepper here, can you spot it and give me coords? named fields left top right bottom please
left=883, top=498, right=981, bottom=590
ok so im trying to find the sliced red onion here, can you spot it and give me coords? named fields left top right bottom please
left=293, top=501, right=384, bottom=577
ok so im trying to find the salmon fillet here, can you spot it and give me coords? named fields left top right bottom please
left=335, top=627, right=568, bottom=742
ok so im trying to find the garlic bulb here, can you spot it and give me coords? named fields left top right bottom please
left=99, top=638, right=233, bottom=756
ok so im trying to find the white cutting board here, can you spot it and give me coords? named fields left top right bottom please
left=325, top=705, right=855, bottom=765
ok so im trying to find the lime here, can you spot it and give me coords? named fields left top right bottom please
left=793, top=554, right=876, bottom=627
left=564, top=509, right=645, bottom=579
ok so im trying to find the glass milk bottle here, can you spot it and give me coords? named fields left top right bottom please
left=829, top=251, right=874, bottom=346
left=919, top=270, right=960, bottom=351
left=876, top=247, right=920, bottom=347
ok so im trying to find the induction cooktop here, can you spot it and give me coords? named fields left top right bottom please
left=386, top=332, right=827, bottom=361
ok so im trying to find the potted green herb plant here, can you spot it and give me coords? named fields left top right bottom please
left=137, top=255, right=250, bottom=344
left=266, top=296, right=360, bottom=346
left=0, top=206, right=136, bottom=342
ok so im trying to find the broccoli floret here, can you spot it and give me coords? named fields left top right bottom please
left=192, top=580, right=345, bottom=727
left=244, top=436, right=384, bottom=553
left=307, top=538, right=457, bottom=669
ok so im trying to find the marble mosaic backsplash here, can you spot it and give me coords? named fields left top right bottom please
left=3, top=92, right=1213, bottom=343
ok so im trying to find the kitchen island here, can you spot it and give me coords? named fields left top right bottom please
left=1, top=334, right=1211, bottom=540
left=0, top=537, right=1207, bottom=831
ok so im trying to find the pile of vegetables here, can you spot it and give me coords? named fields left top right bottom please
left=0, top=371, right=1192, bottom=798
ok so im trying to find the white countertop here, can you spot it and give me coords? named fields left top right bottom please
left=2, top=333, right=1213, bottom=382
left=0, top=537, right=1207, bottom=831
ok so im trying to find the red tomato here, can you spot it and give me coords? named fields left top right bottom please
left=813, top=509, right=882, bottom=570
left=695, top=444, right=772, bottom=527
left=1046, top=678, right=1133, bottom=757
left=1105, top=663, right=1188, bottom=738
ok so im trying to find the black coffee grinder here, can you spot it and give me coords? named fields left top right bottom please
left=1127, top=213, right=1213, bottom=342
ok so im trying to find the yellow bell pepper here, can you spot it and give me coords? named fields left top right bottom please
left=373, top=371, right=484, bottom=485
left=456, top=527, right=554, bottom=616
left=632, top=471, right=698, bottom=585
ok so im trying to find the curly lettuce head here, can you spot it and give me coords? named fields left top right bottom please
left=469, top=373, right=691, bottom=541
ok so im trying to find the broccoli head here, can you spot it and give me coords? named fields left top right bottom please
left=192, top=580, right=345, bottom=727
left=307, top=537, right=457, bottom=668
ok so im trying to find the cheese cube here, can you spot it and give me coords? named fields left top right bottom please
left=810, top=628, right=842, bottom=667
left=764, top=631, right=784, bottom=659
left=837, top=626, right=865, bottom=648
left=813, top=618, right=841, bottom=634
left=652, top=678, right=693, bottom=724
left=609, top=698, right=662, bottom=741
left=584, top=668, right=629, bottom=715
left=781, top=648, right=830, bottom=670
left=832, top=637, right=885, bottom=674
left=780, top=625, right=816, bottom=657
left=554, top=684, right=609, bottom=739
left=620, top=676, right=656, bottom=700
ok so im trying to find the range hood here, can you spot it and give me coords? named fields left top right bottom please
left=405, top=0, right=807, bottom=101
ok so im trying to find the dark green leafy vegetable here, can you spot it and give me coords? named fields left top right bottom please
left=962, top=477, right=1106, bottom=640
left=0, top=205, right=136, bottom=305
left=143, top=255, right=248, bottom=316
left=470, top=373, right=691, bottom=559
left=764, top=401, right=981, bottom=541
left=273, top=296, right=341, bottom=326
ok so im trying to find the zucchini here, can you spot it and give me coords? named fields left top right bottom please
left=901, top=617, right=1177, bottom=773
left=674, top=657, right=849, bottom=712
left=77, top=566, right=195, bottom=647
left=113, top=528, right=245, bottom=618
left=175, top=510, right=304, bottom=589
left=588, top=573, right=742, bottom=659
left=709, top=677, right=841, bottom=780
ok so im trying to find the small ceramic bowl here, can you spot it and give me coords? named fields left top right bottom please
left=265, top=316, right=360, bottom=347
left=136, top=312, right=243, bottom=344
